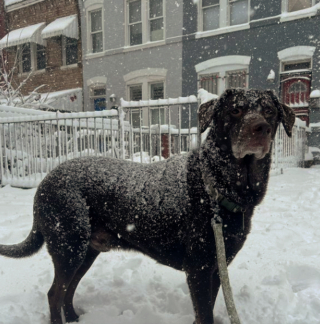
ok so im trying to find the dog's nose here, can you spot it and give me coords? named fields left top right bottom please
left=252, top=122, right=271, bottom=136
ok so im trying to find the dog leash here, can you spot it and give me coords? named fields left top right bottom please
left=211, top=218, right=242, bottom=324
left=204, top=181, right=243, bottom=324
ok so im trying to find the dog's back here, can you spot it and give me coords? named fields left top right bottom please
left=34, top=155, right=190, bottom=269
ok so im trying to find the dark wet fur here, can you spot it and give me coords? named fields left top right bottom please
left=0, top=89, right=295, bottom=324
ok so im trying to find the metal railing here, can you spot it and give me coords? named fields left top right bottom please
left=0, top=97, right=309, bottom=188
left=0, top=109, right=121, bottom=187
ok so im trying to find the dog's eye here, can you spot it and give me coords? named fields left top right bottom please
left=230, top=108, right=242, bottom=117
left=265, top=109, right=274, bottom=116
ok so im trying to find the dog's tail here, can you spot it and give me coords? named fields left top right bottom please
left=0, top=221, right=44, bottom=259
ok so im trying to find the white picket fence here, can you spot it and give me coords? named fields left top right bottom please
left=0, top=97, right=309, bottom=188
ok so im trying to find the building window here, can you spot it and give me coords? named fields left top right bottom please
left=127, top=0, right=165, bottom=46
left=21, top=43, right=32, bottom=73
left=229, top=0, right=249, bottom=25
left=129, top=0, right=143, bottom=46
left=199, top=70, right=247, bottom=94
left=150, top=82, right=165, bottom=125
left=199, top=0, right=249, bottom=31
left=149, top=0, right=164, bottom=41
left=226, top=69, right=248, bottom=88
left=202, top=0, right=219, bottom=31
left=90, top=87, right=107, bottom=111
left=130, top=84, right=143, bottom=101
left=196, top=56, right=251, bottom=95
left=200, top=73, right=219, bottom=94
left=19, top=42, right=46, bottom=73
left=129, top=84, right=143, bottom=127
left=283, top=61, right=311, bottom=71
left=288, top=0, right=312, bottom=12
left=150, top=82, right=164, bottom=99
left=36, top=44, right=46, bottom=70
left=90, top=9, right=103, bottom=53
left=63, top=37, right=78, bottom=66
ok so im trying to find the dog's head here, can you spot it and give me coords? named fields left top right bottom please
left=198, top=89, right=295, bottom=160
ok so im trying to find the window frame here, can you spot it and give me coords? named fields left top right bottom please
left=196, top=56, right=250, bottom=95
left=89, top=86, right=107, bottom=111
left=198, top=0, right=250, bottom=32
left=86, top=2, right=104, bottom=54
left=90, top=9, right=103, bottom=53
left=36, top=44, right=46, bottom=70
left=18, top=42, right=46, bottom=74
left=62, top=36, right=79, bottom=67
left=125, top=69, right=167, bottom=125
left=126, top=0, right=166, bottom=47
left=148, top=0, right=165, bottom=42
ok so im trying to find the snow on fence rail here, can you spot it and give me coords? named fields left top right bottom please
left=0, top=98, right=308, bottom=188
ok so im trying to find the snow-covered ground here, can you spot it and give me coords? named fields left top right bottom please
left=1, top=167, right=320, bottom=324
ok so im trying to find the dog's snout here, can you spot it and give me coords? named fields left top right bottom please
left=252, top=122, right=271, bottom=136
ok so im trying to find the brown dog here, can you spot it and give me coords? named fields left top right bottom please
left=0, top=89, right=295, bottom=324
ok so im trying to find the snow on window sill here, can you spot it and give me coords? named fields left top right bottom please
left=280, top=4, right=320, bottom=22
left=123, top=40, right=166, bottom=52
left=60, top=63, right=78, bottom=70
left=195, top=23, right=250, bottom=39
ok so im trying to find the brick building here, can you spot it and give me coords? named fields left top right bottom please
left=0, top=0, right=83, bottom=111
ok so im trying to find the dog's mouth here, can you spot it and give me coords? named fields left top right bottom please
left=232, top=138, right=271, bottom=160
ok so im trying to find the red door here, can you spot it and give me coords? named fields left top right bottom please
left=281, top=75, right=311, bottom=125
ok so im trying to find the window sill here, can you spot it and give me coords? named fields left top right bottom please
left=280, top=4, right=320, bottom=22
left=19, top=68, right=45, bottom=77
left=85, top=51, right=105, bottom=60
left=60, top=64, right=79, bottom=70
left=123, top=40, right=166, bottom=52
left=34, top=69, right=46, bottom=75
left=195, top=23, right=250, bottom=39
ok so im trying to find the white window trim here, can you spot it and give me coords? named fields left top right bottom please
left=278, top=46, right=316, bottom=62
left=281, top=0, right=320, bottom=22
left=278, top=46, right=315, bottom=81
left=86, top=2, right=104, bottom=54
left=87, top=76, right=107, bottom=87
left=125, top=0, right=166, bottom=47
left=196, top=0, right=250, bottom=39
left=196, top=55, right=250, bottom=95
left=18, top=42, right=46, bottom=75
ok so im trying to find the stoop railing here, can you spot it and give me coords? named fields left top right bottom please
left=0, top=97, right=309, bottom=188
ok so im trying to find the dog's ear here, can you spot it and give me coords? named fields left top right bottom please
left=267, top=90, right=295, bottom=137
left=279, top=103, right=296, bottom=137
left=197, top=89, right=238, bottom=133
left=197, top=99, right=217, bottom=133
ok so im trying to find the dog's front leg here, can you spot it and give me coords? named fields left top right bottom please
left=187, top=268, right=215, bottom=324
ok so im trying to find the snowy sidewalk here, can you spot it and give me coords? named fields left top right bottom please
left=1, top=167, right=320, bottom=324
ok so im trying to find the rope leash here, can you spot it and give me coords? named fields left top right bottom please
left=211, top=217, right=241, bottom=324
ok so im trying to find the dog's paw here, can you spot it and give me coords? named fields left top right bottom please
left=65, top=313, right=80, bottom=323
